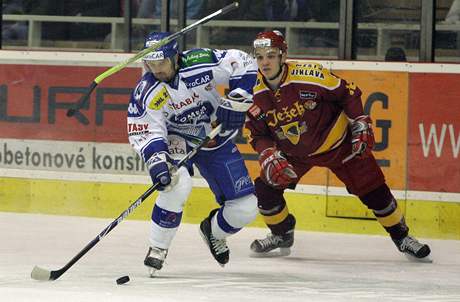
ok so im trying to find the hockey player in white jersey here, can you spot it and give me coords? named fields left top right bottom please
left=127, top=32, right=258, bottom=276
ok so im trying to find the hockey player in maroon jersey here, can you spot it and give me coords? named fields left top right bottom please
left=246, top=30, right=431, bottom=260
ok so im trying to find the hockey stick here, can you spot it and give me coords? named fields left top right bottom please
left=66, top=2, right=239, bottom=123
left=31, top=124, right=223, bottom=281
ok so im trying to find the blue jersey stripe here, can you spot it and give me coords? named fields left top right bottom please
left=141, top=137, right=168, bottom=161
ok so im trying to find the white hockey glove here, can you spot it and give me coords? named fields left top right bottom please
left=216, top=93, right=252, bottom=132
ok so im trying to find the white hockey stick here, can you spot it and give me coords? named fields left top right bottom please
left=66, top=2, right=240, bottom=123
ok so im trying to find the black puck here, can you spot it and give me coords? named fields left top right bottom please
left=116, top=275, right=130, bottom=285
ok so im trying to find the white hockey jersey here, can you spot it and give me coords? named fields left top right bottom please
left=127, top=48, right=258, bottom=162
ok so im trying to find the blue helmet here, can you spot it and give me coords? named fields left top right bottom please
left=143, top=32, right=178, bottom=61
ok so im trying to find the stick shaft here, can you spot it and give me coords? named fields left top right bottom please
left=33, top=125, right=222, bottom=281
left=95, top=2, right=238, bottom=84
left=66, top=2, right=239, bottom=117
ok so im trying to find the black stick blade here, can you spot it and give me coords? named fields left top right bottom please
left=31, top=266, right=51, bottom=281
left=66, top=81, right=98, bottom=118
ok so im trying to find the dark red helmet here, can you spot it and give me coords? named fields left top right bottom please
left=253, top=30, right=287, bottom=53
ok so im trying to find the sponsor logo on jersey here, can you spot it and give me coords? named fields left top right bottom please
left=234, top=175, right=252, bottom=193
left=239, top=52, right=254, bottom=68
left=295, top=63, right=323, bottom=70
left=213, top=49, right=227, bottom=61
left=182, top=70, right=213, bottom=89
left=182, top=49, right=214, bottom=66
left=266, top=101, right=307, bottom=127
left=127, top=102, right=142, bottom=117
left=170, top=101, right=214, bottom=124
left=168, top=92, right=199, bottom=110
left=304, top=100, right=317, bottom=110
left=299, top=90, right=317, bottom=100
left=290, top=68, right=325, bottom=79
left=127, top=123, right=149, bottom=136
left=148, top=86, right=170, bottom=110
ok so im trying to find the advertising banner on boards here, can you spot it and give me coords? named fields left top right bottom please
left=408, top=73, right=460, bottom=193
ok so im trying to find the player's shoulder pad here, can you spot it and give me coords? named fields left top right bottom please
left=180, top=48, right=218, bottom=68
left=129, top=73, right=159, bottom=117
left=286, top=61, right=340, bottom=90
left=253, top=73, right=270, bottom=95
left=132, top=73, right=158, bottom=103
left=134, top=72, right=171, bottom=111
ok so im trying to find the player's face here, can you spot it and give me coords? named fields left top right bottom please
left=145, top=57, right=176, bottom=82
left=254, top=47, right=283, bottom=79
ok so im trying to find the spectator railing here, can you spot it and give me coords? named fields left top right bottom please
left=2, top=14, right=460, bottom=60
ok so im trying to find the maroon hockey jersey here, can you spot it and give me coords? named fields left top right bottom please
left=246, top=61, right=364, bottom=158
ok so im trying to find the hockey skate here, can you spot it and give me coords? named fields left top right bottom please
left=144, top=247, right=168, bottom=277
left=393, top=235, right=432, bottom=263
left=199, top=209, right=229, bottom=267
left=250, top=230, right=294, bottom=257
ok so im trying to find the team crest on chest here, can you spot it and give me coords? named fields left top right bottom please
left=280, top=121, right=301, bottom=145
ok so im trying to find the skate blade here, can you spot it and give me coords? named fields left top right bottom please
left=148, top=267, right=160, bottom=278
left=405, top=253, right=433, bottom=263
left=250, top=247, right=291, bottom=258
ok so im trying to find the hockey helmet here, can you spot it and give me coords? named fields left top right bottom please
left=253, top=30, right=287, bottom=53
left=143, top=32, right=178, bottom=61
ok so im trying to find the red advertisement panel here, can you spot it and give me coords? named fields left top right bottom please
left=408, top=73, right=460, bottom=193
left=0, top=64, right=140, bottom=143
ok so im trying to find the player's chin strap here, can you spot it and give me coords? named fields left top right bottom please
left=268, top=63, right=285, bottom=81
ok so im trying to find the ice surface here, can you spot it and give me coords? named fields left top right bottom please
left=1, top=212, right=459, bottom=302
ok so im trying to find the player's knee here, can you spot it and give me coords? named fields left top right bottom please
left=359, top=183, right=394, bottom=211
left=254, top=177, right=285, bottom=211
left=156, top=167, right=192, bottom=212
left=224, top=193, right=258, bottom=226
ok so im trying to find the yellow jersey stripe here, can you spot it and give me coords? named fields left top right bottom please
left=310, top=111, right=349, bottom=156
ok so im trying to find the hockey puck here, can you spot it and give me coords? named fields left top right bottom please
left=116, top=275, right=130, bottom=285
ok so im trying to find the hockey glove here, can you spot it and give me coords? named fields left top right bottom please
left=350, top=115, right=375, bottom=156
left=216, top=93, right=252, bottom=132
left=146, top=151, right=178, bottom=191
left=259, top=147, right=298, bottom=188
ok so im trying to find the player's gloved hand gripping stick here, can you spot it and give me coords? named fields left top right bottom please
left=66, top=2, right=240, bottom=124
left=31, top=125, right=223, bottom=281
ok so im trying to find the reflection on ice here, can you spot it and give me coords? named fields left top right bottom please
left=1, top=213, right=459, bottom=302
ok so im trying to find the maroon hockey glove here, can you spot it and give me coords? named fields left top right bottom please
left=259, top=147, right=297, bottom=188
left=350, top=115, right=375, bottom=156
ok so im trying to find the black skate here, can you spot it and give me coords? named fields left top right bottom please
left=199, top=209, right=229, bottom=267
left=250, top=230, right=294, bottom=257
left=393, top=235, right=432, bottom=262
left=144, top=247, right=168, bottom=277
